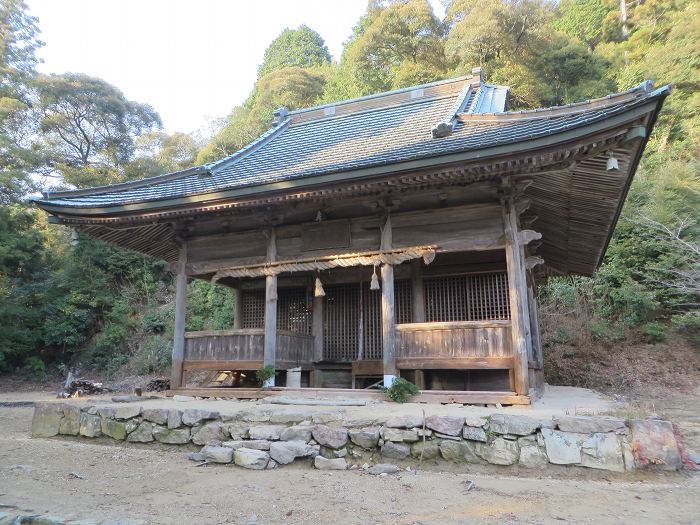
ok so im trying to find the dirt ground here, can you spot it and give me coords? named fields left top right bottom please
left=1, top=403, right=700, bottom=525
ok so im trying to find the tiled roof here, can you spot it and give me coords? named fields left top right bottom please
left=35, top=77, right=667, bottom=210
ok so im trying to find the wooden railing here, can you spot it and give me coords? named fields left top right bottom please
left=395, top=320, right=513, bottom=369
left=183, top=329, right=314, bottom=370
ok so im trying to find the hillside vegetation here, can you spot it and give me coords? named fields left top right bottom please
left=0, top=0, right=697, bottom=391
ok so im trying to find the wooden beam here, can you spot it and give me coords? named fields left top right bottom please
left=233, top=287, right=243, bottom=329
left=411, top=260, right=426, bottom=323
left=503, top=200, right=530, bottom=395
left=171, top=243, right=188, bottom=389
left=380, top=216, right=397, bottom=385
left=527, top=273, right=544, bottom=369
left=396, top=356, right=514, bottom=370
left=182, top=359, right=311, bottom=371
left=312, top=293, right=324, bottom=363
left=263, top=228, right=277, bottom=386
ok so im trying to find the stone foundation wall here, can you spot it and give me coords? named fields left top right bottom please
left=31, top=402, right=691, bottom=473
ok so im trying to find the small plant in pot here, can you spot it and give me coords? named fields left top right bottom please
left=255, top=365, right=276, bottom=389
left=384, top=377, right=419, bottom=403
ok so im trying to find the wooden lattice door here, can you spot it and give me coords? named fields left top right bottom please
left=323, top=284, right=360, bottom=361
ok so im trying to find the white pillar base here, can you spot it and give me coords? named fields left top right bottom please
left=264, top=377, right=275, bottom=388
left=384, top=374, right=397, bottom=388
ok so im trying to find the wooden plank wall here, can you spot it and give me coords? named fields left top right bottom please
left=185, top=203, right=504, bottom=276
left=395, top=322, right=512, bottom=359
left=184, top=329, right=314, bottom=366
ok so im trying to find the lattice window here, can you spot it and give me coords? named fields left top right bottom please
left=277, top=287, right=311, bottom=334
left=395, top=279, right=413, bottom=324
left=241, top=289, right=265, bottom=328
left=467, top=272, right=510, bottom=321
left=425, top=272, right=510, bottom=322
left=361, top=283, right=381, bottom=360
left=324, top=283, right=360, bottom=361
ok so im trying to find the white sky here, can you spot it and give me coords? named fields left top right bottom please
left=27, top=0, right=446, bottom=137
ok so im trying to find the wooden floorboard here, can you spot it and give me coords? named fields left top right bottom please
left=167, top=387, right=530, bottom=405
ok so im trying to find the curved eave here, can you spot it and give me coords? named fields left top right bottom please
left=34, top=93, right=668, bottom=221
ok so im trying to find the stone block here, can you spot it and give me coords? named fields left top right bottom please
left=439, top=440, right=481, bottom=463
left=202, top=445, right=233, bottom=463
left=384, top=414, right=423, bottom=428
left=141, top=408, right=169, bottom=425
left=167, top=409, right=182, bottom=429
left=488, top=414, right=541, bottom=436
left=31, top=403, right=65, bottom=438
left=101, top=418, right=127, bottom=440
left=554, top=416, right=626, bottom=434
left=381, top=441, right=410, bottom=459
left=464, top=416, right=488, bottom=428
left=541, top=429, right=586, bottom=465
left=312, top=425, right=348, bottom=449
left=79, top=413, right=102, bottom=438
left=380, top=427, right=419, bottom=442
left=580, top=433, right=625, bottom=472
left=152, top=425, right=190, bottom=444
left=410, top=440, right=440, bottom=460
left=126, top=421, right=154, bottom=443
left=280, top=425, right=312, bottom=442
left=182, top=409, right=219, bottom=426
left=222, top=439, right=271, bottom=451
left=475, top=437, right=520, bottom=465
left=98, top=405, right=141, bottom=420
left=425, top=415, right=464, bottom=436
left=248, top=425, right=286, bottom=441
left=630, top=419, right=682, bottom=470
left=59, top=405, right=81, bottom=436
left=234, top=448, right=269, bottom=469
left=191, top=422, right=229, bottom=445
left=348, top=427, right=380, bottom=449
left=269, top=440, right=319, bottom=464
left=519, top=445, right=548, bottom=468
left=314, top=456, right=347, bottom=470
left=269, top=411, right=312, bottom=424
left=462, top=426, right=487, bottom=442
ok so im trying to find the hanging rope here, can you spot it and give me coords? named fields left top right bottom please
left=211, top=245, right=437, bottom=282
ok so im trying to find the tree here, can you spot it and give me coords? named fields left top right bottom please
left=34, top=73, right=162, bottom=188
left=197, top=66, right=326, bottom=163
left=554, top=0, right=614, bottom=51
left=258, top=25, right=331, bottom=77
left=125, top=131, right=200, bottom=179
left=0, top=0, right=42, bottom=202
left=340, top=0, right=447, bottom=95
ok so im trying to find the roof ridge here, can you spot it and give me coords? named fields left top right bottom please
left=289, top=75, right=473, bottom=116
left=286, top=92, right=459, bottom=130
left=460, top=81, right=657, bottom=121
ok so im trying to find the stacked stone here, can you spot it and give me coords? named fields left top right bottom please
left=32, top=403, right=686, bottom=473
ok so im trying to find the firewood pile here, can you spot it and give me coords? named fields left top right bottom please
left=58, top=378, right=110, bottom=398
left=146, top=377, right=170, bottom=392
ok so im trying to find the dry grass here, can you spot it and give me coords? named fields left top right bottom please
left=540, top=296, right=700, bottom=398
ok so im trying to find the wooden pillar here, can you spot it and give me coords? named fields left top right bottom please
left=527, top=274, right=543, bottom=369
left=263, top=228, right=277, bottom=387
left=503, top=201, right=530, bottom=396
left=312, top=294, right=324, bottom=363
left=233, top=287, right=243, bottom=330
left=171, top=243, right=187, bottom=389
left=380, top=216, right=397, bottom=387
left=410, top=259, right=425, bottom=323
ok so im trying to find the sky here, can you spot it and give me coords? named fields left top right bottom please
left=26, top=0, right=446, bottom=137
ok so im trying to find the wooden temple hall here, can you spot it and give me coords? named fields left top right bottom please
left=35, top=70, right=669, bottom=404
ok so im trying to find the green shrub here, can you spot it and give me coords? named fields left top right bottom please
left=20, top=356, right=47, bottom=380
left=133, top=335, right=171, bottom=374
left=255, top=365, right=276, bottom=387
left=672, top=312, right=700, bottom=346
left=643, top=322, right=667, bottom=343
left=384, top=377, right=419, bottom=403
